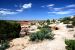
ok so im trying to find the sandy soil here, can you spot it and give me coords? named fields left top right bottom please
left=22, top=30, right=66, bottom=50
left=22, top=28, right=75, bottom=50
left=6, top=24, right=75, bottom=50
left=6, top=36, right=30, bottom=50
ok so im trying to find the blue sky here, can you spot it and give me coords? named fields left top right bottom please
left=0, top=0, right=75, bottom=20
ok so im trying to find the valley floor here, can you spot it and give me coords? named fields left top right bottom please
left=7, top=27, right=75, bottom=50
left=23, top=29, right=75, bottom=50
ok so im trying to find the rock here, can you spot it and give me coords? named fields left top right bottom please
left=6, top=37, right=30, bottom=50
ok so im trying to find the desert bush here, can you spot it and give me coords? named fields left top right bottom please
left=46, top=19, right=50, bottom=25
left=0, top=40, right=10, bottom=50
left=63, top=20, right=70, bottom=24
left=38, top=25, right=50, bottom=29
left=65, top=40, right=75, bottom=50
left=72, top=20, right=75, bottom=26
left=29, top=28, right=54, bottom=41
left=0, top=20, right=21, bottom=41
left=59, top=16, right=75, bottom=24
left=42, top=25, right=50, bottom=28
left=66, top=25, right=74, bottom=28
left=29, top=32, right=44, bottom=41
left=37, top=26, right=42, bottom=29
left=40, top=28, right=51, bottom=34
left=45, top=32, right=54, bottom=39
left=60, top=17, right=71, bottom=24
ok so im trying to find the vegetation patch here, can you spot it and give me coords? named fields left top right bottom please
left=65, top=40, right=75, bottom=50
left=72, top=20, right=75, bottom=26
left=29, top=27, right=54, bottom=41
left=0, top=20, right=21, bottom=41
left=0, top=40, right=10, bottom=50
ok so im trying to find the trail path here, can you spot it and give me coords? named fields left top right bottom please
left=7, top=24, right=75, bottom=50
left=23, top=30, right=69, bottom=50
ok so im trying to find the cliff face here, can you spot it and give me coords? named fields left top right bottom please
left=17, top=21, right=31, bottom=26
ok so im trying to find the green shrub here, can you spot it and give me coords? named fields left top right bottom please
left=0, top=40, right=10, bottom=50
left=46, top=19, right=50, bottom=25
left=63, top=20, right=70, bottom=24
left=0, top=20, right=21, bottom=41
left=38, top=25, right=50, bottom=30
left=66, top=25, right=74, bottom=28
left=45, top=32, right=54, bottom=39
left=65, top=40, right=75, bottom=50
left=42, top=25, right=50, bottom=28
left=72, top=20, right=75, bottom=26
left=60, top=17, right=71, bottom=24
left=37, top=26, right=42, bottom=29
left=29, top=32, right=44, bottom=41
left=29, top=28, right=54, bottom=41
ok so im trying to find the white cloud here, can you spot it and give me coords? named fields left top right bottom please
left=54, top=11, right=71, bottom=14
left=22, top=3, right=32, bottom=9
left=41, top=6, right=45, bottom=8
left=16, top=3, right=32, bottom=12
left=47, top=4, right=54, bottom=7
left=66, top=4, right=75, bottom=8
left=16, top=8, right=23, bottom=12
left=48, top=11, right=70, bottom=14
left=53, top=8, right=63, bottom=11
left=0, top=3, right=32, bottom=15
left=41, top=4, right=54, bottom=8
left=0, top=10, right=17, bottom=15
left=0, top=8, right=11, bottom=11
left=47, top=4, right=75, bottom=15
left=48, top=9, right=75, bottom=15
left=52, top=4, right=75, bottom=11
left=14, top=4, right=18, bottom=7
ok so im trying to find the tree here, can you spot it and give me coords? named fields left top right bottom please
left=52, top=19, right=56, bottom=23
left=72, top=20, right=75, bottom=26
left=60, top=17, right=71, bottom=24
left=46, top=19, right=50, bottom=25
left=0, top=20, right=21, bottom=41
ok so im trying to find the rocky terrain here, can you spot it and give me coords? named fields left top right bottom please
left=6, top=23, right=75, bottom=50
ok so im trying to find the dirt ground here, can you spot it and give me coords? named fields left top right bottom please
left=6, top=24, right=75, bottom=50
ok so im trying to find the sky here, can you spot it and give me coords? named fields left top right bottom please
left=0, top=0, right=75, bottom=20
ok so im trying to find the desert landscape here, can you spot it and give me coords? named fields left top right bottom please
left=0, top=16, right=75, bottom=50
left=0, top=0, right=75, bottom=50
